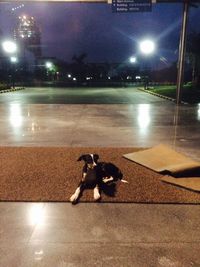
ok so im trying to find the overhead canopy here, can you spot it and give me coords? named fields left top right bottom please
left=0, top=0, right=199, bottom=3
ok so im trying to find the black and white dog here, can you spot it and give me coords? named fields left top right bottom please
left=70, top=153, right=128, bottom=204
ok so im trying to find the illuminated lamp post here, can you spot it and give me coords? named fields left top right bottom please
left=2, top=40, right=18, bottom=88
left=139, top=39, right=155, bottom=89
left=10, top=56, right=18, bottom=88
left=129, top=56, right=137, bottom=82
left=45, top=61, right=54, bottom=81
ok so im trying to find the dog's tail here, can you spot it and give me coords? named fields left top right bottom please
left=121, top=179, right=128, bottom=183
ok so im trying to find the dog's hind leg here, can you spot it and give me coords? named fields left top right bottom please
left=102, top=176, right=114, bottom=183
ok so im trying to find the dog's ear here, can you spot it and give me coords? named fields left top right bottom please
left=77, top=155, right=85, bottom=161
left=94, top=154, right=99, bottom=161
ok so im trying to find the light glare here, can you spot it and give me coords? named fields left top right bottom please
left=2, top=41, right=17, bottom=54
left=130, top=56, right=137, bottom=63
left=45, top=61, right=53, bottom=69
left=140, top=40, right=155, bottom=55
left=10, top=56, right=18, bottom=63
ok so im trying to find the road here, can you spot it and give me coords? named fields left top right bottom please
left=0, top=86, right=169, bottom=104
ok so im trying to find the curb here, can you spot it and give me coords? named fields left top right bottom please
left=0, top=87, right=25, bottom=94
left=137, top=87, right=188, bottom=105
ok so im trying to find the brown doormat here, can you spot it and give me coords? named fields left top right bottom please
left=123, top=144, right=200, bottom=175
left=1, top=147, right=200, bottom=203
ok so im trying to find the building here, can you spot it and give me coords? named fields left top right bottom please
left=14, top=15, right=42, bottom=59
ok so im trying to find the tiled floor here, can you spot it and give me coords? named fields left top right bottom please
left=1, top=100, right=200, bottom=266
left=1, top=202, right=200, bottom=267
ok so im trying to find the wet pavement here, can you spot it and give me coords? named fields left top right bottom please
left=0, top=86, right=168, bottom=104
left=0, top=87, right=200, bottom=266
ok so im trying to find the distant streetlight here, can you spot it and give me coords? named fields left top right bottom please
left=130, top=56, right=137, bottom=63
left=2, top=41, right=18, bottom=89
left=45, top=61, right=56, bottom=81
left=45, top=61, right=53, bottom=69
left=2, top=40, right=17, bottom=54
left=10, top=56, right=18, bottom=63
left=139, top=40, right=155, bottom=55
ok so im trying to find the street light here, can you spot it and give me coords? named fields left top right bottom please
left=45, top=61, right=54, bottom=81
left=139, top=40, right=155, bottom=55
left=10, top=56, right=18, bottom=88
left=45, top=61, right=53, bottom=70
left=139, top=40, right=155, bottom=89
left=130, top=56, right=137, bottom=63
left=2, top=40, right=18, bottom=88
left=10, top=56, right=18, bottom=63
left=2, top=40, right=17, bottom=54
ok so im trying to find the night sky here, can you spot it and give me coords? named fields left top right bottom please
left=0, top=2, right=200, bottom=68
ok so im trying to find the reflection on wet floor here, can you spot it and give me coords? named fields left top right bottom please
left=0, top=102, right=199, bottom=160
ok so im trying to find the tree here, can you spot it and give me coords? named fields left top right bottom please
left=72, top=53, right=87, bottom=65
left=71, top=53, right=88, bottom=81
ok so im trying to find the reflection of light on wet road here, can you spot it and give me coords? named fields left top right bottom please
left=137, top=104, right=151, bottom=134
left=9, top=103, right=23, bottom=128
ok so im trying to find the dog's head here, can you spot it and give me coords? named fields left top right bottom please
left=77, top=154, right=99, bottom=169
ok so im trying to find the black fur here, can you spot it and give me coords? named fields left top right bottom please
left=96, top=162, right=123, bottom=184
left=70, top=153, right=123, bottom=204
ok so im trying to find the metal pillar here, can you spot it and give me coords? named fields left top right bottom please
left=176, top=1, right=189, bottom=105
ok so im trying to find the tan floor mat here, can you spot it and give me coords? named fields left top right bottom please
left=123, top=144, right=200, bottom=174
left=124, top=144, right=200, bottom=193
left=161, top=176, right=200, bottom=192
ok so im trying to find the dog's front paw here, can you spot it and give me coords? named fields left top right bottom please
left=70, top=188, right=81, bottom=204
left=93, top=188, right=101, bottom=201
left=70, top=193, right=78, bottom=204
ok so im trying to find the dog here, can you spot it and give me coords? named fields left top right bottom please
left=69, top=153, right=128, bottom=204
